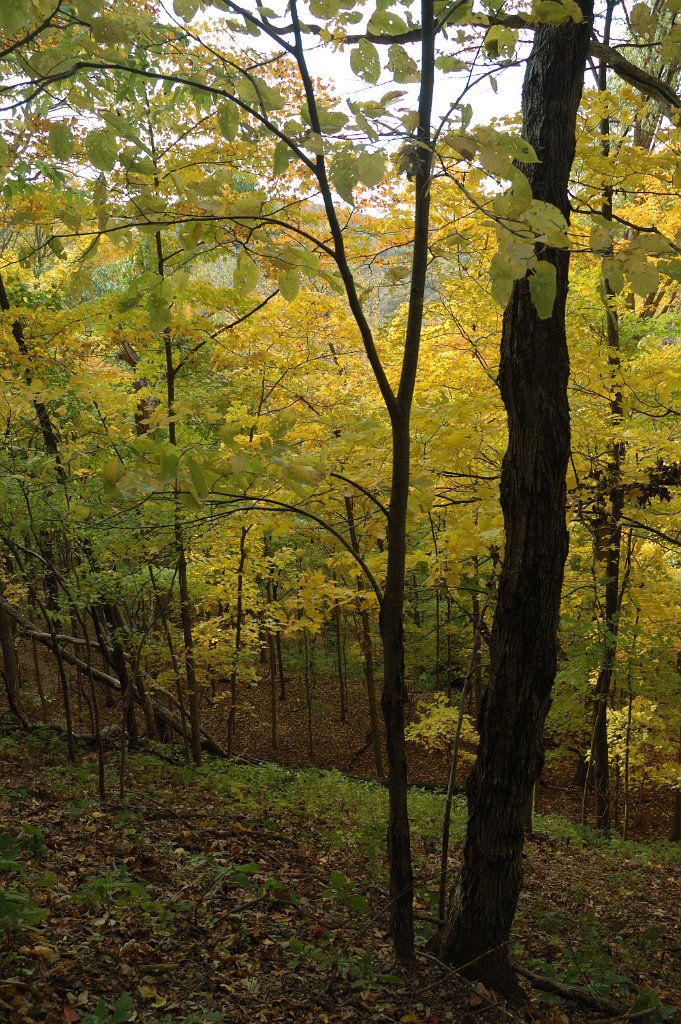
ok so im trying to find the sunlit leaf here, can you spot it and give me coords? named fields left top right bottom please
left=350, top=39, right=381, bottom=84
left=529, top=259, right=557, bottom=319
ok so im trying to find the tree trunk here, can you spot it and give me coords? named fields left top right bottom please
left=227, top=526, right=248, bottom=756
left=102, top=603, right=138, bottom=745
left=0, top=595, right=22, bottom=719
left=344, top=497, right=384, bottom=780
left=589, top=11, right=625, bottom=830
left=380, top=415, right=415, bottom=960
left=334, top=600, right=347, bottom=723
left=671, top=728, right=681, bottom=842
left=435, top=4, right=593, bottom=997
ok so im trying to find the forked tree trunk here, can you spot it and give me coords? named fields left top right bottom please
left=435, top=3, right=593, bottom=996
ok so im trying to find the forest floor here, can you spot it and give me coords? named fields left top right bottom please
left=218, top=670, right=678, bottom=842
left=1, top=727, right=680, bottom=1024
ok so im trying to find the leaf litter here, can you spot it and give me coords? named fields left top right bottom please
left=0, top=731, right=679, bottom=1024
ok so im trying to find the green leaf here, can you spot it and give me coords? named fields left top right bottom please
left=484, top=24, right=518, bottom=59
left=278, top=268, right=300, bottom=301
left=309, top=0, right=341, bottom=15
left=75, top=0, right=105, bottom=16
left=435, top=54, right=466, bottom=73
left=302, top=131, right=325, bottom=155
left=159, top=450, right=179, bottom=483
left=507, top=137, right=540, bottom=164
left=387, top=44, right=419, bottom=83
left=281, top=245, right=319, bottom=273
left=146, top=292, right=171, bottom=330
left=659, top=258, right=681, bottom=283
left=91, top=14, right=129, bottom=44
left=490, top=251, right=520, bottom=307
left=179, top=488, right=201, bottom=511
left=590, top=220, right=614, bottom=252
left=57, top=206, right=81, bottom=231
left=236, top=75, right=284, bottom=112
left=367, top=9, right=409, bottom=34
left=529, top=259, right=557, bottom=319
left=273, top=140, right=292, bottom=176
left=302, top=103, right=348, bottom=135
left=348, top=101, right=379, bottom=141
left=350, top=39, right=381, bottom=84
left=173, top=0, right=200, bottom=19
left=493, top=170, right=532, bottom=218
left=626, top=259, right=658, bottom=297
left=526, top=200, right=568, bottom=247
left=110, top=991, right=134, bottom=1023
left=124, top=154, right=157, bottom=176
left=234, top=251, right=260, bottom=296
left=630, top=1, right=657, bottom=37
left=357, top=151, right=385, bottom=188
left=84, top=130, right=117, bottom=172
left=216, top=102, right=239, bottom=142
left=186, top=456, right=208, bottom=500
left=49, top=124, right=74, bottom=161
left=48, top=236, right=67, bottom=260
left=602, top=257, right=625, bottom=294
left=225, top=197, right=263, bottom=221
left=0, top=0, right=31, bottom=34
left=561, top=0, right=584, bottom=21
left=330, top=153, right=358, bottom=205
left=533, top=0, right=571, bottom=23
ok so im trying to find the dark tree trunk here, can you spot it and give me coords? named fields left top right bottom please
left=379, top=0, right=435, bottom=953
left=672, top=728, right=681, bottom=842
left=591, top=508, right=622, bottom=830
left=345, top=496, right=384, bottom=780
left=227, top=525, right=248, bottom=756
left=102, top=603, right=138, bottom=745
left=380, top=417, right=415, bottom=959
left=0, top=598, right=22, bottom=720
left=589, top=19, right=625, bottom=828
left=435, top=5, right=593, bottom=997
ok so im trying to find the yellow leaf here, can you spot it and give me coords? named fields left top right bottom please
left=27, top=945, right=60, bottom=961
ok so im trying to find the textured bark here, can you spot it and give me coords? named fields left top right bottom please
left=435, top=4, right=593, bottom=997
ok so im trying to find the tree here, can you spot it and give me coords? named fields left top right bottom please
left=433, top=1, right=594, bottom=996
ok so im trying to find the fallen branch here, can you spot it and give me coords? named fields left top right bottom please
left=514, top=964, right=626, bottom=1015
left=18, top=627, right=101, bottom=649
left=0, top=596, right=228, bottom=758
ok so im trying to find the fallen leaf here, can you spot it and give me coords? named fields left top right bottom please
left=21, top=945, right=60, bottom=962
